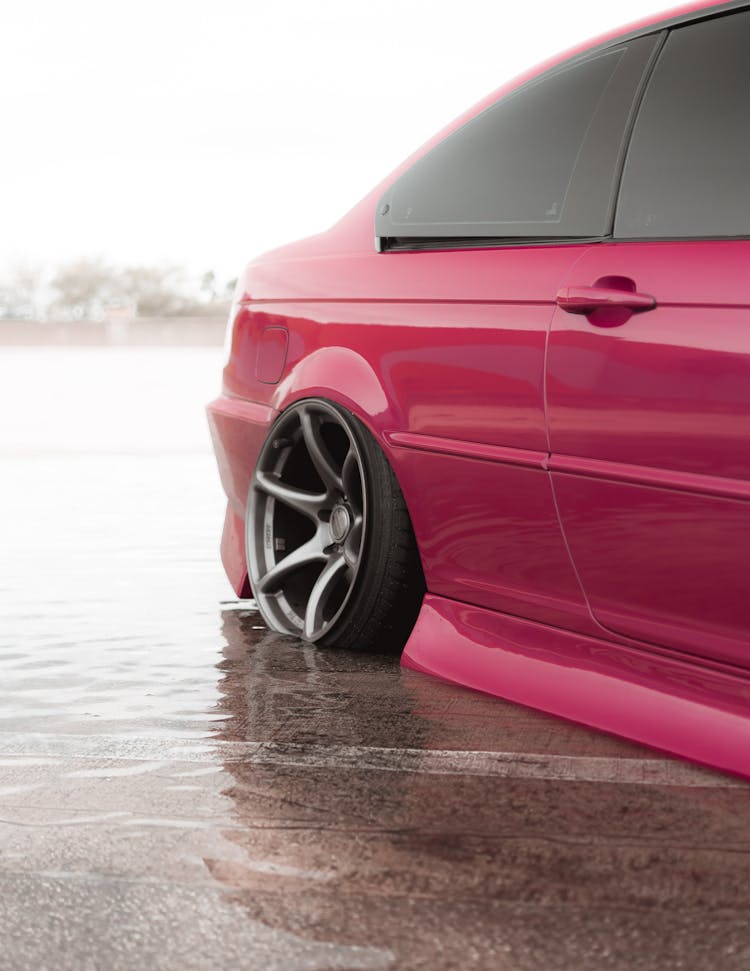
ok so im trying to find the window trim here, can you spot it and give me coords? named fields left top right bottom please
left=375, top=1, right=750, bottom=253
left=612, top=9, right=750, bottom=242
left=375, top=42, right=655, bottom=247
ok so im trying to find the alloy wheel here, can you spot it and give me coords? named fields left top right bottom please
left=246, top=400, right=367, bottom=641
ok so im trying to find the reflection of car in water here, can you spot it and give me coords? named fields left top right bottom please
left=211, top=606, right=745, bottom=965
left=208, top=1, right=750, bottom=779
left=212, top=606, right=424, bottom=962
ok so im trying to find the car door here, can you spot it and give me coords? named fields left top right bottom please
left=546, top=9, right=750, bottom=668
left=368, top=32, right=660, bottom=633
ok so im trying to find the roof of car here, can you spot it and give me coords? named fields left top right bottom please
left=256, top=0, right=750, bottom=262
left=578, top=0, right=749, bottom=57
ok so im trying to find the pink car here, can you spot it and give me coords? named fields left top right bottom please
left=208, top=0, right=750, bottom=779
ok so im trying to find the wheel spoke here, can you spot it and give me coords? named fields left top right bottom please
left=257, top=535, right=326, bottom=595
left=341, top=447, right=361, bottom=503
left=344, top=515, right=364, bottom=566
left=303, top=554, right=348, bottom=639
left=300, top=408, right=343, bottom=494
left=255, top=470, right=326, bottom=520
left=249, top=400, right=371, bottom=641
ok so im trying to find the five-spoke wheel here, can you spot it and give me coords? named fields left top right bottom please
left=246, top=399, right=424, bottom=651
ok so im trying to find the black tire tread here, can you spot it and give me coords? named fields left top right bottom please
left=319, top=406, right=425, bottom=653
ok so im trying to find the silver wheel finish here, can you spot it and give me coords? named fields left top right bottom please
left=246, top=400, right=367, bottom=641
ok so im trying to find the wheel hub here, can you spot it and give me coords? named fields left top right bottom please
left=329, top=503, right=352, bottom=544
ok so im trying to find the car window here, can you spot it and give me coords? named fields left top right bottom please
left=375, top=36, right=659, bottom=247
left=616, top=11, right=750, bottom=239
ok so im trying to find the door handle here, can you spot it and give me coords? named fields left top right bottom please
left=556, top=285, right=656, bottom=315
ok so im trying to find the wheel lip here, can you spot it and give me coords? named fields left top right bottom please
left=245, top=398, right=368, bottom=642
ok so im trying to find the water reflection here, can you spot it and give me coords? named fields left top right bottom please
left=210, top=606, right=750, bottom=969
left=210, top=604, right=426, bottom=961
left=215, top=606, right=427, bottom=748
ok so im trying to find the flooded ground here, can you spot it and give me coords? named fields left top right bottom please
left=1, top=347, right=750, bottom=970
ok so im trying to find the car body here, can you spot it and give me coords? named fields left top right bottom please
left=208, top=0, right=750, bottom=779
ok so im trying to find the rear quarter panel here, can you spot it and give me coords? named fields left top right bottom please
left=222, top=240, right=598, bottom=635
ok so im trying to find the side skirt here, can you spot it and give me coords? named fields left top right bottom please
left=402, top=594, right=750, bottom=781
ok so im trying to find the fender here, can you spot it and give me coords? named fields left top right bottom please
left=271, top=346, right=395, bottom=441
left=268, top=346, right=427, bottom=554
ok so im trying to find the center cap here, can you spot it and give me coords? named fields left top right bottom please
left=329, top=504, right=351, bottom=544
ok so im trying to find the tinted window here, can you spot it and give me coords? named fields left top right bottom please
left=616, top=11, right=750, bottom=238
left=375, top=37, right=658, bottom=244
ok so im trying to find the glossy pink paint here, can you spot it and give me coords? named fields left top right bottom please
left=548, top=240, right=750, bottom=667
left=207, top=0, right=750, bottom=779
left=387, top=445, right=597, bottom=636
left=402, top=596, right=750, bottom=780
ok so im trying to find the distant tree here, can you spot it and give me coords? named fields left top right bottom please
left=194, top=270, right=235, bottom=313
left=118, top=264, right=196, bottom=316
left=42, top=258, right=231, bottom=319
left=0, top=263, right=45, bottom=319
left=200, top=270, right=217, bottom=302
left=49, top=258, right=118, bottom=319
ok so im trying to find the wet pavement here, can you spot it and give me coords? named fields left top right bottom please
left=2, top=347, right=750, bottom=970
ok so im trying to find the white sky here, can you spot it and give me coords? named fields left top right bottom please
left=4, top=0, right=665, bottom=284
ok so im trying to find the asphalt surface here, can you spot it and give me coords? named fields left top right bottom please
left=1, top=347, right=749, bottom=971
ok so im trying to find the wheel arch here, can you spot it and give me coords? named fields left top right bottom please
left=270, top=346, right=396, bottom=436
left=269, top=347, right=413, bottom=490
left=267, top=347, right=423, bottom=573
